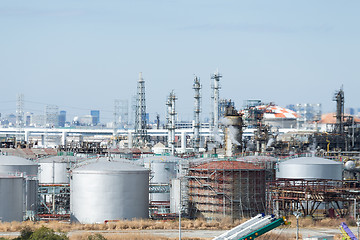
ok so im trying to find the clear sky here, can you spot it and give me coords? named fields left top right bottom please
left=1, top=1, right=359, bottom=123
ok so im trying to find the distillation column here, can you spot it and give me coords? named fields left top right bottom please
left=333, top=87, right=344, bottom=134
left=211, top=71, right=222, bottom=132
left=193, top=76, right=201, bottom=153
left=166, top=91, right=177, bottom=155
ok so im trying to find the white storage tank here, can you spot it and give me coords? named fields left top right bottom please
left=0, top=155, right=38, bottom=214
left=0, top=175, right=24, bottom=222
left=0, top=155, right=38, bottom=177
left=70, top=161, right=149, bottom=224
left=277, top=157, right=342, bottom=180
left=38, top=156, right=77, bottom=184
left=143, top=156, right=180, bottom=202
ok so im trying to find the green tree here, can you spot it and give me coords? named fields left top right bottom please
left=29, top=227, right=68, bottom=240
left=88, top=234, right=107, bottom=240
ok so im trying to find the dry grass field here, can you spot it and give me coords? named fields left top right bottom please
left=0, top=216, right=352, bottom=239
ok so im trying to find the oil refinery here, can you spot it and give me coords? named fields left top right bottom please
left=1, top=72, right=360, bottom=240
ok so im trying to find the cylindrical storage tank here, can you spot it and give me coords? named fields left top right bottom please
left=143, top=156, right=180, bottom=202
left=71, top=161, right=149, bottom=224
left=0, top=156, right=38, bottom=177
left=277, top=157, right=343, bottom=180
left=38, top=156, right=76, bottom=184
left=0, top=155, right=38, bottom=214
left=0, top=175, right=24, bottom=222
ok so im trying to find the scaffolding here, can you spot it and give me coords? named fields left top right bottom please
left=188, top=160, right=270, bottom=220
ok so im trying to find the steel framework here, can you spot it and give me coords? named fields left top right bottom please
left=268, top=179, right=360, bottom=218
left=188, top=161, right=271, bottom=220
left=134, top=72, right=148, bottom=145
left=38, top=184, right=70, bottom=220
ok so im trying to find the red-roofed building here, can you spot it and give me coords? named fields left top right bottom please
left=318, top=113, right=360, bottom=132
left=242, top=104, right=299, bottom=129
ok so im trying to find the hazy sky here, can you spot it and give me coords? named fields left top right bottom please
left=1, top=1, right=359, bottom=123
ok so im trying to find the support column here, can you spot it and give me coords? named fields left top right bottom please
left=61, top=131, right=68, bottom=146
left=128, top=130, right=133, bottom=149
left=41, top=134, right=45, bottom=146
left=181, top=131, right=186, bottom=153
left=24, top=130, right=30, bottom=143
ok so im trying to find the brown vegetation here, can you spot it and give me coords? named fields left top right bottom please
left=0, top=217, right=352, bottom=240
left=70, top=233, right=207, bottom=240
left=0, top=218, right=241, bottom=232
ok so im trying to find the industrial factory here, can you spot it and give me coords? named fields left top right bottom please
left=1, top=72, right=360, bottom=231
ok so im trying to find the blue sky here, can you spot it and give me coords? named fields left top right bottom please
left=0, top=1, right=359, bottom=123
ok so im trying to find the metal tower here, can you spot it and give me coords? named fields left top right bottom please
left=134, top=72, right=148, bottom=144
left=114, top=99, right=129, bottom=134
left=113, top=99, right=120, bottom=136
left=16, top=93, right=24, bottom=131
left=166, top=90, right=177, bottom=155
left=211, top=71, right=222, bottom=131
left=119, top=100, right=129, bottom=129
left=193, top=76, right=201, bottom=153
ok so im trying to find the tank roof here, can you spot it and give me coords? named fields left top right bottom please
left=238, top=156, right=277, bottom=162
left=72, top=161, right=149, bottom=174
left=0, top=174, right=23, bottom=179
left=0, top=155, right=37, bottom=165
left=39, top=155, right=79, bottom=163
left=143, top=155, right=182, bottom=162
left=280, top=157, right=341, bottom=165
left=191, top=160, right=265, bottom=170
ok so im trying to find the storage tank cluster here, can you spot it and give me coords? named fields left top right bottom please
left=38, top=156, right=76, bottom=184
left=37, top=156, right=82, bottom=218
left=0, top=155, right=38, bottom=222
left=70, top=159, right=150, bottom=223
left=143, top=156, right=180, bottom=202
left=0, top=153, right=348, bottom=223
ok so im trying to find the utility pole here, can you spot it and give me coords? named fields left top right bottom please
left=293, top=210, right=302, bottom=240
left=179, top=177, right=182, bottom=240
left=357, top=217, right=360, bottom=240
